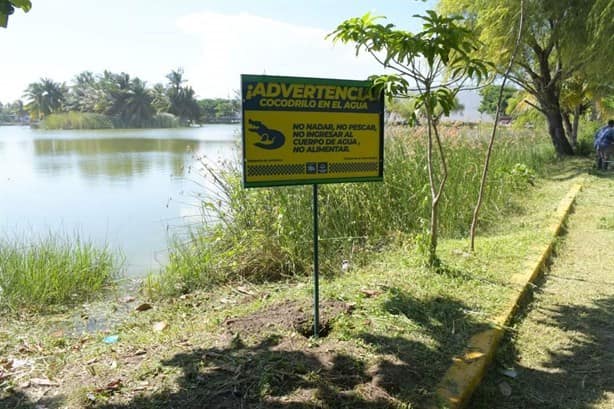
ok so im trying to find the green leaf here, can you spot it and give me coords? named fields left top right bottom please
left=11, top=0, right=32, bottom=12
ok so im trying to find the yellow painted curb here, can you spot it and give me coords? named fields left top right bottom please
left=434, top=181, right=584, bottom=409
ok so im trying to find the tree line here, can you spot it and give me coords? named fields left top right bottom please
left=0, top=68, right=240, bottom=127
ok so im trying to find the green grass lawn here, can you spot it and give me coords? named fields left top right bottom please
left=470, top=172, right=614, bottom=409
left=0, top=159, right=588, bottom=409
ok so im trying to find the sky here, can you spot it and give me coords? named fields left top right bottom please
left=0, top=0, right=438, bottom=103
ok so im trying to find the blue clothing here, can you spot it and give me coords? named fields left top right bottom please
left=596, top=127, right=614, bottom=150
left=594, top=125, right=610, bottom=148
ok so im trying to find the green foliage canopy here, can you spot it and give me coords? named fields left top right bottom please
left=15, top=69, right=238, bottom=127
left=439, top=0, right=614, bottom=155
left=479, top=84, right=516, bottom=115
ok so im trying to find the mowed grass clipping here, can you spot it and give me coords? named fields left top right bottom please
left=0, top=233, right=123, bottom=311
left=470, top=173, right=614, bottom=409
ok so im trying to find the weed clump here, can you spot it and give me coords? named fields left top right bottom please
left=0, top=233, right=123, bottom=311
left=147, top=126, right=555, bottom=297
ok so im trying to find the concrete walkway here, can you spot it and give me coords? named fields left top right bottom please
left=470, top=175, right=614, bottom=408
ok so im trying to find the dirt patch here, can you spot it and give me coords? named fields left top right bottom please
left=222, top=299, right=354, bottom=337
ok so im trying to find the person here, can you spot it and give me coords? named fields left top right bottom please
left=594, top=120, right=614, bottom=170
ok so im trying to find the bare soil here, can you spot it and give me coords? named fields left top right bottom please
left=222, top=300, right=354, bottom=337
left=1, top=297, right=414, bottom=409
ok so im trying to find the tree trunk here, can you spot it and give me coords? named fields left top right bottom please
left=545, top=108, right=574, bottom=156
left=572, top=105, right=581, bottom=148
left=563, top=113, right=573, bottom=148
left=530, top=44, right=574, bottom=156
left=429, top=200, right=438, bottom=266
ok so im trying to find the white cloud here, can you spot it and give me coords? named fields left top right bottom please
left=176, top=11, right=385, bottom=98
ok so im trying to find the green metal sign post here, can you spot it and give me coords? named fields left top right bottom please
left=241, top=74, right=384, bottom=338
left=312, top=183, right=320, bottom=337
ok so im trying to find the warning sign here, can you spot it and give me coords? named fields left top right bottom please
left=241, top=75, right=384, bottom=187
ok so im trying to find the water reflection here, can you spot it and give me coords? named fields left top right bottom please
left=0, top=125, right=239, bottom=276
left=33, top=137, right=198, bottom=155
left=33, top=138, right=199, bottom=179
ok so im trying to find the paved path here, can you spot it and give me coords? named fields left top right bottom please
left=470, top=176, right=614, bottom=408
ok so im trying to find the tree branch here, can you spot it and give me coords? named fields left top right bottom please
left=523, top=98, right=545, bottom=113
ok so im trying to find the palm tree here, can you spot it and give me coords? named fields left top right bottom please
left=121, top=78, right=155, bottom=127
left=67, top=71, right=98, bottom=112
left=23, top=78, right=66, bottom=120
left=165, top=68, right=186, bottom=93
left=165, top=69, right=201, bottom=124
left=98, top=71, right=134, bottom=119
left=151, top=83, right=170, bottom=113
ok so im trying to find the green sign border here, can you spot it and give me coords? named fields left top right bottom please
left=241, top=74, right=384, bottom=188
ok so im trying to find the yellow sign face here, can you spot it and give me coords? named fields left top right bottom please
left=241, top=75, right=384, bottom=187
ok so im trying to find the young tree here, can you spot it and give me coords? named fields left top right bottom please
left=470, top=0, right=525, bottom=252
left=329, top=11, right=489, bottom=266
left=439, top=0, right=614, bottom=155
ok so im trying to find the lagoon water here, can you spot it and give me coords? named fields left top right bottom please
left=0, top=125, right=239, bottom=277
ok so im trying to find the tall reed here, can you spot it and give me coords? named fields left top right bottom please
left=0, top=233, right=123, bottom=311
left=147, top=125, right=555, bottom=297
left=42, top=112, right=181, bottom=130
left=42, top=112, right=114, bottom=129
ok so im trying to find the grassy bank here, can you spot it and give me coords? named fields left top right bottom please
left=41, top=112, right=181, bottom=130
left=0, top=158, right=588, bottom=408
left=147, top=125, right=556, bottom=297
left=0, top=234, right=123, bottom=311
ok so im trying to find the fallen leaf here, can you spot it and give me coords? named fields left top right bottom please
left=235, top=286, right=254, bottom=295
left=135, top=303, right=153, bottom=312
left=360, top=289, right=382, bottom=298
left=133, top=349, right=147, bottom=356
left=176, top=339, right=192, bottom=347
left=51, top=329, right=64, bottom=338
left=11, top=358, right=30, bottom=369
left=121, top=295, right=136, bottom=303
left=153, top=321, right=168, bottom=332
left=94, top=379, right=122, bottom=393
left=30, top=378, right=60, bottom=387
